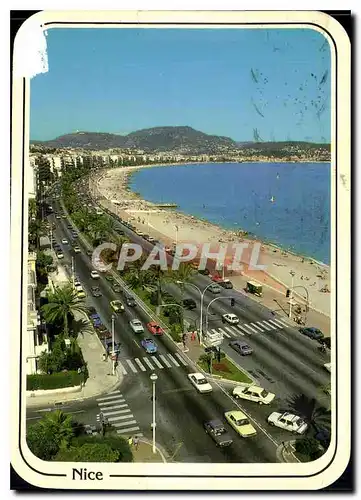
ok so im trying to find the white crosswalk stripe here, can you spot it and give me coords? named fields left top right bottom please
left=116, top=426, right=140, bottom=435
left=175, top=352, right=188, bottom=366
left=108, top=414, right=134, bottom=422
left=260, top=321, right=272, bottom=331
left=96, top=390, right=142, bottom=438
left=134, top=358, right=146, bottom=372
left=251, top=322, right=265, bottom=332
left=224, top=326, right=239, bottom=337
left=274, top=318, right=290, bottom=327
left=229, top=325, right=243, bottom=336
left=270, top=318, right=285, bottom=328
left=112, top=420, right=137, bottom=428
left=167, top=353, right=180, bottom=367
left=238, top=323, right=253, bottom=335
left=126, top=359, right=138, bottom=373
left=263, top=320, right=277, bottom=330
left=102, top=409, right=132, bottom=417
left=98, top=403, right=128, bottom=411
left=269, top=319, right=283, bottom=329
left=218, top=327, right=231, bottom=338
left=245, top=323, right=259, bottom=334
left=117, top=362, right=127, bottom=375
left=107, top=390, right=122, bottom=395
left=159, top=354, right=172, bottom=368
left=152, top=356, right=164, bottom=369
left=142, top=357, right=155, bottom=370
left=96, top=394, right=124, bottom=402
left=98, top=399, right=126, bottom=407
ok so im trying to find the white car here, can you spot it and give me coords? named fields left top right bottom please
left=61, top=238, right=68, bottom=244
left=56, top=252, right=64, bottom=259
left=324, top=362, right=331, bottom=373
left=73, top=246, right=81, bottom=254
left=222, top=313, right=239, bottom=325
left=267, top=411, right=308, bottom=434
left=188, top=373, right=213, bottom=393
left=232, top=385, right=275, bottom=405
left=90, top=270, right=100, bottom=279
left=208, top=284, right=221, bottom=294
left=129, top=319, right=144, bottom=334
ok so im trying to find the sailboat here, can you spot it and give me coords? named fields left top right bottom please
left=270, top=196, right=275, bottom=203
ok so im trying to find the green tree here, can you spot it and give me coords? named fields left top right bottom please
left=55, top=443, right=119, bottom=462
left=41, top=283, right=87, bottom=338
left=286, top=394, right=331, bottom=433
left=294, top=437, right=324, bottom=461
left=36, top=251, right=54, bottom=278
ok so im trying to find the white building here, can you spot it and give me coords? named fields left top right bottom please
left=27, top=157, right=37, bottom=199
left=26, top=253, right=49, bottom=374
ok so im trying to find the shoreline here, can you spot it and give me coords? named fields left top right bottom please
left=91, top=164, right=331, bottom=317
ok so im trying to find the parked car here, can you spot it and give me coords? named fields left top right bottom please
left=147, top=322, right=164, bottom=336
left=105, top=275, right=114, bottom=282
left=267, top=411, right=308, bottom=434
left=199, top=268, right=210, bottom=276
left=222, top=313, right=239, bottom=325
left=141, top=338, right=158, bottom=354
left=56, top=251, right=64, bottom=259
left=86, top=306, right=97, bottom=316
left=224, top=411, right=257, bottom=438
left=203, top=420, right=233, bottom=447
left=219, top=279, right=233, bottom=289
left=73, top=246, right=81, bottom=254
left=125, top=295, right=136, bottom=307
left=188, top=373, right=213, bottom=393
left=91, top=286, right=102, bottom=298
left=319, top=337, right=331, bottom=349
left=208, top=283, right=221, bottom=294
left=61, top=238, right=68, bottom=244
left=129, top=319, right=144, bottom=334
left=323, top=362, right=331, bottom=373
left=110, top=300, right=125, bottom=313
left=229, top=340, right=253, bottom=356
left=299, top=327, right=324, bottom=341
left=112, top=283, right=122, bottom=293
left=232, top=385, right=275, bottom=405
left=182, top=298, right=197, bottom=310
left=90, top=270, right=100, bottom=279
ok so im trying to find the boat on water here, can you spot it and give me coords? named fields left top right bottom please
left=154, top=203, right=178, bottom=208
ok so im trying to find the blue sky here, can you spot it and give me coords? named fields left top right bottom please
left=30, top=28, right=331, bottom=142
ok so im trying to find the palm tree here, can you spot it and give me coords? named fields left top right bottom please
left=39, top=410, right=75, bottom=449
left=41, top=283, right=87, bottom=338
left=286, top=393, right=331, bottom=433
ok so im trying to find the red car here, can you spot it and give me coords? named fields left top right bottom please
left=212, top=275, right=223, bottom=282
left=147, top=322, right=164, bottom=336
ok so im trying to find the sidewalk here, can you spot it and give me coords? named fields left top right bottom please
left=132, top=438, right=168, bottom=463
left=276, top=440, right=300, bottom=463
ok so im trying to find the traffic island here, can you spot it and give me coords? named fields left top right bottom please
left=197, top=354, right=253, bottom=384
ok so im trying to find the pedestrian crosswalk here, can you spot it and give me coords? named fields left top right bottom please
left=116, top=351, right=189, bottom=376
left=210, top=317, right=289, bottom=339
left=96, top=390, right=143, bottom=437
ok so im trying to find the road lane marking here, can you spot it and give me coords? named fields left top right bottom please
left=218, top=327, right=231, bottom=338
left=268, top=319, right=283, bottom=329
left=126, top=359, right=138, bottom=373
left=116, top=362, right=127, bottom=375
left=260, top=321, right=272, bottom=331
left=263, top=320, right=277, bottom=330
left=116, top=426, right=140, bottom=434
left=98, top=399, right=126, bottom=407
left=101, top=409, right=132, bottom=417
left=224, top=326, right=239, bottom=337
left=152, top=356, right=164, bottom=369
left=251, top=323, right=265, bottom=332
left=107, top=390, right=122, bottom=395
left=108, top=414, right=134, bottom=422
left=111, top=420, right=137, bottom=427
left=98, top=403, right=128, bottom=411
left=134, top=358, right=146, bottom=371
left=175, top=352, right=188, bottom=366
left=229, top=325, right=243, bottom=336
left=143, top=357, right=155, bottom=369
left=133, top=339, right=140, bottom=348
left=161, top=387, right=194, bottom=394
left=167, top=353, right=180, bottom=367
left=239, top=323, right=255, bottom=334
left=96, top=394, right=125, bottom=402
left=244, top=323, right=259, bottom=334
left=159, top=354, right=172, bottom=368
left=271, top=318, right=286, bottom=328
left=275, top=318, right=290, bottom=327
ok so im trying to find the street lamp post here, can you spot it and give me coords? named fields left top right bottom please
left=205, top=296, right=233, bottom=334
left=150, top=373, right=158, bottom=454
left=111, top=314, right=116, bottom=375
left=289, top=270, right=296, bottom=319
left=71, top=257, right=75, bottom=287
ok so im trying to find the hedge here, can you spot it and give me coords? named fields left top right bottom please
left=27, top=371, right=83, bottom=391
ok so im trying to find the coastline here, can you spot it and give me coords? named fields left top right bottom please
left=91, top=164, right=331, bottom=317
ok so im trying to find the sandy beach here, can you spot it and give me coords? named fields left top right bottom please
left=90, top=165, right=331, bottom=318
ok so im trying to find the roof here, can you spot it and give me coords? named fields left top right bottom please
left=248, top=386, right=265, bottom=394
left=192, top=372, right=206, bottom=381
left=226, top=410, right=247, bottom=420
left=247, top=280, right=262, bottom=287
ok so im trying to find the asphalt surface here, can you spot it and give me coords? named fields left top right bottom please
left=29, top=191, right=330, bottom=463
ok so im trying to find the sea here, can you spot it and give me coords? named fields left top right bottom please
left=129, top=162, right=331, bottom=265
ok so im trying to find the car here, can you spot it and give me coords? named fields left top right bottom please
left=232, top=385, right=275, bottom=405
left=182, top=298, right=197, bottom=310
left=112, top=283, right=122, bottom=293
left=55, top=215, right=61, bottom=219
left=56, top=251, right=64, bottom=259
left=222, top=313, right=239, bottom=325
left=212, top=275, right=224, bottom=282
left=299, top=327, right=324, bottom=340
left=188, top=373, right=213, bottom=393
left=137, top=231, right=144, bottom=237
left=86, top=306, right=97, bottom=316
left=203, top=420, right=233, bottom=447
left=219, top=279, right=233, bottom=289
left=147, top=322, right=164, bottom=336
left=90, top=270, right=100, bottom=279
left=199, top=268, right=210, bottom=276
left=61, top=238, right=68, bottom=244
left=92, top=317, right=103, bottom=328
left=141, top=338, right=158, bottom=354
left=105, top=275, right=114, bottom=282
left=129, top=319, right=144, bottom=334
left=224, top=411, right=257, bottom=438
left=319, top=337, right=331, bottom=349
left=267, top=411, right=308, bottom=434
left=73, top=246, right=81, bottom=254
left=208, top=283, right=221, bottom=294
left=125, top=295, right=136, bottom=307
left=77, top=289, right=86, bottom=299
left=323, top=362, right=331, bottom=373
left=91, top=286, right=102, bottom=298
left=72, top=232, right=78, bottom=239
left=86, top=250, right=93, bottom=257
left=148, top=236, right=156, bottom=243
left=110, top=300, right=125, bottom=313
left=229, top=340, right=253, bottom=356
left=62, top=215, right=66, bottom=219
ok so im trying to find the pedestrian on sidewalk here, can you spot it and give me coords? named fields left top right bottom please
left=102, top=353, right=107, bottom=361
left=133, top=435, right=139, bottom=450
left=128, top=436, right=133, bottom=447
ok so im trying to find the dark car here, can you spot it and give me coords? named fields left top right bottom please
left=299, top=327, right=324, bottom=340
left=112, top=283, right=122, bottom=293
left=105, top=275, right=114, bottom=282
left=229, top=340, right=253, bottom=356
left=125, top=295, right=136, bottom=307
left=182, top=298, right=197, bottom=310
left=91, top=286, right=102, bottom=298
left=199, top=268, right=210, bottom=276
left=319, top=337, right=331, bottom=349
left=219, top=279, right=233, bottom=289
left=86, top=306, right=97, bottom=316
left=86, top=249, right=93, bottom=257
left=204, top=420, right=233, bottom=447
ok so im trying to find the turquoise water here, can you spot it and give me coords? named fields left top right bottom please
left=129, top=162, right=330, bottom=264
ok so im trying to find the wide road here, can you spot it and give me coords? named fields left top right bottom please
left=37, top=204, right=284, bottom=463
